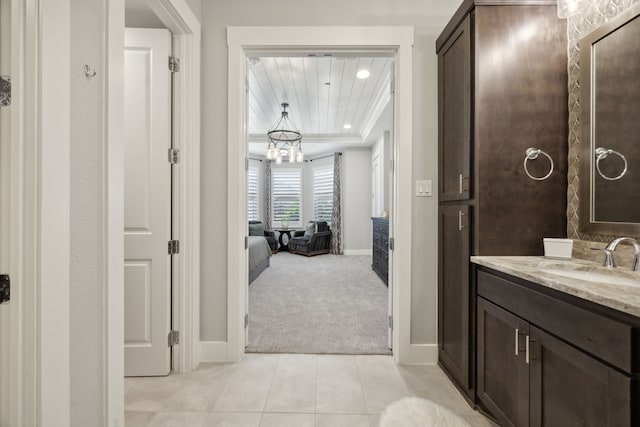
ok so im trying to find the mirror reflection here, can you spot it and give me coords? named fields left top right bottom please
left=581, top=9, right=640, bottom=231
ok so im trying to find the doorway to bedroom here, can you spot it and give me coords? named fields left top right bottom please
left=244, top=52, right=395, bottom=355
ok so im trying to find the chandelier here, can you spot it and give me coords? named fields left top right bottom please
left=266, top=102, right=304, bottom=164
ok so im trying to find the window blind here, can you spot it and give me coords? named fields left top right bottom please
left=247, top=167, right=259, bottom=221
left=271, top=168, right=302, bottom=228
left=313, top=165, right=333, bottom=223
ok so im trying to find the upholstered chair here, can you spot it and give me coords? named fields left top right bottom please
left=289, top=221, right=332, bottom=256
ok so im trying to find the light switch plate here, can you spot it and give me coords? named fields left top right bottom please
left=416, top=180, right=432, bottom=197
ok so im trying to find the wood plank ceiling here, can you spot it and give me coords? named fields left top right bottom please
left=248, top=55, right=393, bottom=157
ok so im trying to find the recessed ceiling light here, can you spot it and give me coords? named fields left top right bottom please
left=343, top=124, right=352, bottom=129
left=356, top=69, right=370, bottom=79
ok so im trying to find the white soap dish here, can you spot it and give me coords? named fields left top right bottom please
left=543, top=238, right=573, bottom=259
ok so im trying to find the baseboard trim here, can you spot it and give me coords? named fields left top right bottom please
left=397, top=343, right=438, bottom=365
left=200, top=341, right=229, bottom=362
left=343, top=249, right=373, bottom=256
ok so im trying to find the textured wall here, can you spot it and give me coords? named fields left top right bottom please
left=70, top=0, right=106, bottom=423
left=567, top=0, right=639, bottom=241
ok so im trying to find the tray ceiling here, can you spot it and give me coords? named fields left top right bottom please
left=248, top=55, right=393, bottom=157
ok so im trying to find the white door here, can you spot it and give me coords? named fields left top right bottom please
left=124, top=28, right=173, bottom=377
left=388, top=63, right=396, bottom=350
left=372, top=152, right=381, bottom=216
left=0, top=0, right=11, bottom=418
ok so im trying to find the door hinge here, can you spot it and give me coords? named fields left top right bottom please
left=168, top=330, right=179, bottom=347
left=0, top=76, right=11, bottom=107
left=168, top=148, right=180, bottom=164
left=389, top=158, right=394, bottom=173
left=169, top=56, right=180, bottom=73
left=390, top=79, right=395, bottom=95
left=388, top=315, right=393, bottom=330
left=244, top=313, right=249, bottom=328
left=0, top=274, right=10, bottom=304
left=389, top=237, right=395, bottom=251
left=245, top=236, right=249, bottom=249
left=168, top=240, right=180, bottom=255
left=245, top=156, right=249, bottom=172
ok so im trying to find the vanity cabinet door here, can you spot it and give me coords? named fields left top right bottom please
left=438, top=204, right=472, bottom=396
left=477, top=297, right=529, bottom=427
left=529, top=326, right=631, bottom=427
left=438, top=14, right=472, bottom=202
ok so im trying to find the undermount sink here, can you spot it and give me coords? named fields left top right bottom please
left=545, top=268, right=640, bottom=287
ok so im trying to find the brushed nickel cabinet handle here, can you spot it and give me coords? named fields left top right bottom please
left=458, top=174, right=469, bottom=194
left=515, top=329, right=519, bottom=356
left=526, top=335, right=530, bottom=364
left=458, top=211, right=466, bottom=231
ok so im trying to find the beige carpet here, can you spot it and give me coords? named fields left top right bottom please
left=247, top=252, right=391, bottom=354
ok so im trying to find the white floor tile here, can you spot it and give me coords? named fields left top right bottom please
left=125, top=411, right=155, bottom=427
left=259, top=413, right=315, bottom=427
left=315, top=413, right=371, bottom=427
left=147, top=411, right=208, bottom=427
left=123, top=354, right=496, bottom=427
left=355, top=355, right=410, bottom=414
left=264, top=354, right=317, bottom=413
left=316, top=355, right=367, bottom=414
left=204, top=412, right=262, bottom=427
left=212, top=354, right=279, bottom=412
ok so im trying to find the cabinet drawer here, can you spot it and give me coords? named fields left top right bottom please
left=373, top=223, right=388, bottom=234
left=477, top=269, right=635, bottom=374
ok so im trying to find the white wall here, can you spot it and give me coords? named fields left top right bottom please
left=200, top=0, right=461, bottom=343
left=342, top=150, right=373, bottom=253
left=70, top=0, right=106, bottom=423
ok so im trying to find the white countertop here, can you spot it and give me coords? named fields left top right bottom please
left=471, top=256, right=640, bottom=317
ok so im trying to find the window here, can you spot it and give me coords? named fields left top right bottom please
left=271, top=168, right=302, bottom=228
left=313, top=165, right=333, bottom=223
left=247, top=166, right=260, bottom=221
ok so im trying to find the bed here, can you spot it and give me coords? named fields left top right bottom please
left=248, top=235, right=272, bottom=284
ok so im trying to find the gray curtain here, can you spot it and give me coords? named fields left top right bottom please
left=331, top=153, right=343, bottom=254
left=264, top=160, right=272, bottom=229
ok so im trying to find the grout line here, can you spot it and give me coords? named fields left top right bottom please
left=314, top=354, right=319, bottom=416
left=353, top=355, right=372, bottom=415
left=262, top=353, right=281, bottom=413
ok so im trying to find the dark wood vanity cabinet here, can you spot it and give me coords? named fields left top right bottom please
left=436, top=0, right=568, bottom=401
left=371, top=217, right=389, bottom=286
left=476, top=266, right=635, bottom=426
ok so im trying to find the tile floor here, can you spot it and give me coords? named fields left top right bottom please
left=125, top=354, right=495, bottom=427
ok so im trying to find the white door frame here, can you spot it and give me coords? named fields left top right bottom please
left=109, top=0, right=201, bottom=421
left=142, top=0, right=202, bottom=375
left=107, top=0, right=200, bottom=422
left=8, top=0, right=72, bottom=424
left=227, top=27, right=414, bottom=364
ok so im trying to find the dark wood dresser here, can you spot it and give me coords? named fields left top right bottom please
left=371, top=217, right=389, bottom=286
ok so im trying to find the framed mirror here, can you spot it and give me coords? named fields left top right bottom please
left=579, top=3, right=640, bottom=236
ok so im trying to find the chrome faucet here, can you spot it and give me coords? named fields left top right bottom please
left=602, top=237, right=640, bottom=271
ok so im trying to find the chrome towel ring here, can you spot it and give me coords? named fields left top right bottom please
left=524, top=148, right=554, bottom=181
left=595, top=147, right=627, bottom=181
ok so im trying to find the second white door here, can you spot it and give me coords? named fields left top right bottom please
left=124, top=28, right=173, bottom=377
